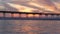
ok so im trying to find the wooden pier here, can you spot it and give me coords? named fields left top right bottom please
left=0, top=11, right=60, bottom=20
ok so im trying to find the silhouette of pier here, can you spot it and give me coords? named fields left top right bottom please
left=0, top=11, right=60, bottom=20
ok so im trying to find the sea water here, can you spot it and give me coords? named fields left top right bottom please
left=0, top=20, right=60, bottom=34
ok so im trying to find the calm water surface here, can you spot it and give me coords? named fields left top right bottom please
left=0, top=20, right=60, bottom=34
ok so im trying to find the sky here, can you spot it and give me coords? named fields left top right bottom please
left=0, top=0, right=60, bottom=13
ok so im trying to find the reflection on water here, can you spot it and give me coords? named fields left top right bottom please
left=0, top=20, right=60, bottom=34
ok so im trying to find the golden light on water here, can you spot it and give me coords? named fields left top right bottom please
left=21, top=14, right=27, bottom=18
left=22, top=26, right=33, bottom=32
left=28, top=14, right=33, bottom=18
left=13, top=14, right=19, bottom=17
left=34, top=14, right=39, bottom=18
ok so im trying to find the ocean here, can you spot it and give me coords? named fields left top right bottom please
left=0, top=20, right=60, bottom=34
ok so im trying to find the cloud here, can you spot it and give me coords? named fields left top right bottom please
left=33, top=0, right=57, bottom=11
left=10, top=0, right=58, bottom=12
left=0, top=0, right=60, bottom=13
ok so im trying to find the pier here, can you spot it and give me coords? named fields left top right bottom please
left=0, top=11, right=60, bottom=20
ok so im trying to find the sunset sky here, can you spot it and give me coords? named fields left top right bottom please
left=0, top=0, right=60, bottom=13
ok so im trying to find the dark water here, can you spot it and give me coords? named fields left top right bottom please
left=0, top=20, right=60, bottom=34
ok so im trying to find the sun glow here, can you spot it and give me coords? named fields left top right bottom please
left=7, top=3, right=36, bottom=12
left=6, top=0, right=58, bottom=13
